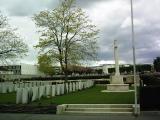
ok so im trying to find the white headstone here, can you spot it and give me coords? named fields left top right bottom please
left=14, top=84, right=18, bottom=92
left=19, top=83, right=23, bottom=88
left=16, top=88, right=23, bottom=104
left=39, top=86, right=45, bottom=99
left=87, top=81, right=89, bottom=88
left=27, top=87, right=32, bottom=102
left=51, top=85, right=56, bottom=97
left=8, top=84, right=14, bottom=93
left=28, top=83, right=32, bottom=88
left=24, top=83, right=29, bottom=88
left=22, top=88, right=29, bottom=104
left=33, top=82, right=37, bottom=87
left=78, top=81, right=82, bottom=90
left=84, top=82, right=87, bottom=89
left=0, top=83, right=2, bottom=93
left=73, top=82, right=75, bottom=92
left=65, top=83, right=69, bottom=93
left=46, top=85, right=51, bottom=96
left=56, top=84, right=60, bottom=95
left=60, top=84, right=64, bottom=95
left=31, top=87, right=39, bottom=101
left=36, top=82, right=41, bottom=87
left=69, top=82, right=72, bottom=92
left=76, top=82, right=79, bottom=91
left=2, top=83, right=7, bottom=93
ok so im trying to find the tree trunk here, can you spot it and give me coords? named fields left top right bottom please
left=64, top=43, right=69, bottom=94
left=64, top=59, right=68, bottom=94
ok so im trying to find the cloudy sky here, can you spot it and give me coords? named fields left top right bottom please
left=0, top=0, right=160, bottom=66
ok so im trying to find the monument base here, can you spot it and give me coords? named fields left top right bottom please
left=101, top=84, right=133, bottom=92
left=111, top=75, right=124, bottom=84
left=106, top=84, right=129, bottom=92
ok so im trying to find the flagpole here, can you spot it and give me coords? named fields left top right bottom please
left=130, top=0, right=138, bottom=116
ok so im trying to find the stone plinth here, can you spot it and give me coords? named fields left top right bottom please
left=107, top=84, right=129, bottom=91
left=101, top=75, right=130, bottom=92
left=111, top=75, right=123, bottom=84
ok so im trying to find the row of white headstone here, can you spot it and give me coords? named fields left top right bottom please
left=16, top=80, right=94, bottom=104
left=0, top=80, right=94, bottom=104
left=0, top=81, right=57, bottom=93
left=0, top=82, right=16, bottom=93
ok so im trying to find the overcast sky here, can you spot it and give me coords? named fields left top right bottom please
left=0, top=0, right=160, bottom=66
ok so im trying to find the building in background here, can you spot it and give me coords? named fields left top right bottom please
left=0, top=67, right=14, bottom=81
left=0, top=64, right=45, bottom=81
left=0, top=63, right=153, bottom=81
left=91, top=64, right=152, bottom=74
left=102, top=64, right=115, bottom=74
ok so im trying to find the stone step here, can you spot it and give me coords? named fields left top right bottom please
left=63, top=111, right=133, bottom=115
left=66, top=108, right=133, bottom=112
left=66, top=104, right=133, bottom=108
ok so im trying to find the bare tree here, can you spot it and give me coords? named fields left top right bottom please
left=0, top=12, right=28, bottom=63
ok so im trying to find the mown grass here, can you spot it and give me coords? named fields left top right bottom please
left=0, top=92, right=16, bottom=104
left=0, top=86, right=135, bottom=105
left=31, top=86, right=135, bottom=105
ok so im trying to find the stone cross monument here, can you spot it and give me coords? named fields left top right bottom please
left=111, top=40, right=123, bottom=84
left=114, top=40, right=120, bottom=76
left=103, top=40, right=129, bottom=92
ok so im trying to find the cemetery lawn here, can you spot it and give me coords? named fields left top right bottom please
left=0, top=86, right=135, bottom=105
left=31, top=86, right=135, bottom=105
left=0, top=92, right=16, bottom=104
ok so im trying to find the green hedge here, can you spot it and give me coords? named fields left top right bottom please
left=22, top=74, right=110, bottom=81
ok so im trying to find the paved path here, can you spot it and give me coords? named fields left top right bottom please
left=0, top=112, right=160, bottom=120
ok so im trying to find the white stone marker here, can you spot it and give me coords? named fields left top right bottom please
left=33, top=82, right=37, bottom=87
left=76, top=82, right=79, bottom=91
left=69, top=82, right=72, bottom=92
left=2, top=83, right=7, bottom=93
left=86, top=81, right=89, bottom=88
left=65, top=83, right=69, bottom=93
left=60, top=84, right=64, bottom=95
left=83, top=82, right=86, bottom=89
left=8, top=84, right=14, bottom=93
left=14, top=84, right=19, bottom=92
left=27, top=87, right=33, bottom=102
left=22, top=88, right=29, bottom=104
left=72, top=82, right=76, bottom=92
left=51, top=85, right=56, bottom=97
left=31, top=87, right=39, bottom=101
left=36, top=82, right=41, bottom=87
left=39, top=86, right=45, bottom=99
left=78, top=81, right=82, bottom=90
left=56, top=84, right=60, bottom=95
left=0, top=83, right=2, bottom=93
left=16, top=88, right=23, bottom=104
left=28, top=83, right=32, bottom=88
left=46, top=85, right=51, bottom=96
left=19, top=83, right=23, bottom=88
left=24, top=83, right=29, bottom=88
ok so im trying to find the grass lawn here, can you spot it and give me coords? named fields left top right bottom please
left=31, top=86, right=135, bottom=105
left=0, top=92, right=16, bottom=104
left=0, top=86, right=135, bottom=105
